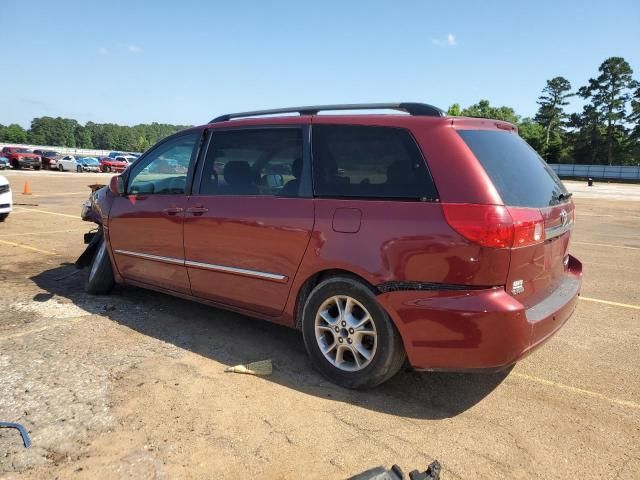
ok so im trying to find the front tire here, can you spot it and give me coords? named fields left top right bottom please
left=58, top=164, right=64, bottom=172
left=0, top=213, right=8, bottom=222
left=301, top=277, right=406, bottom=389
left=85, top=237, right=115, bottom=294
left=76, top=166, right=82, bottom=173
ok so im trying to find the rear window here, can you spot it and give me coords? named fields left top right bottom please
left=312, top=125, right=437, bottom=200
left=458, top=130, right=568, bottom=208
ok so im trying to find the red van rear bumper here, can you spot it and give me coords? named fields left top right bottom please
left=376, top=255, right=582, bottom=371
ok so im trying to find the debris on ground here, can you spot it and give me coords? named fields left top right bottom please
left=224, top=360, right=272, bottom=376
left=0, top=422, right=32, bottom=448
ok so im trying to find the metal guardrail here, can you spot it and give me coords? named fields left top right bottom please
left=549, top=164, right=640, bottom=181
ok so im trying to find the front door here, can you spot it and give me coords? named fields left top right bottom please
left=183, top=126, right=314, bottom=316
left=108, top=131, right=202, bottom=294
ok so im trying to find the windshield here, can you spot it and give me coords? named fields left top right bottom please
left=458, top=130, right=569, bottom=208
left=16, top=148, right=31, bottom=153
left=44, top=151, right=58, bottom=156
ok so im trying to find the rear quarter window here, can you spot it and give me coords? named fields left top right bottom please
left=458, top=130, right=568, bottom=208
left=312, top=125, right=437, bottom=200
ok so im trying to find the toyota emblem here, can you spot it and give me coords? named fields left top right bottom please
left=560, top=209, right=568, bottom=227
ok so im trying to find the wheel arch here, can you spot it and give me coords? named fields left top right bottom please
left=292, top=268, right=380, bottom=330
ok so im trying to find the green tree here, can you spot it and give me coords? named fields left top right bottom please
left=518, top=118, right=546, bottom=154
left=568, top=105, right=603, bottom=164
left=0, top=123, right=28, bottom=143
left=447, top=103, right=462, bottom=116
left=75, top=126, right=93, bottom=148
left=461, top=99, right=520, bottom=124
left=630, top=86, right=640, bottom=140
left=534, top=76, right=573, bottom=158
left=578, top=57, right=636, bottom=165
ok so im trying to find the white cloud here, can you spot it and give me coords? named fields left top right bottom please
left=432, top=33, right=458, bottom=47
left=98, top=47, right=108, bottom=56
left=117, top=44, right=143, bottom=54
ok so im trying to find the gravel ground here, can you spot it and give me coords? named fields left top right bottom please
left=0, top=170, right=639, bottom=479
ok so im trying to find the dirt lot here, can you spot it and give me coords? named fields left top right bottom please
left=0, top=171, right=639, bottom=479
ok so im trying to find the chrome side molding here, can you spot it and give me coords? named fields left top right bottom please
left=114, top=249, right=286, bottom=282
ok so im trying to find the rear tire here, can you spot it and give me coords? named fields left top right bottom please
left=34, top=165, right=41, bottom=171
left=85, top=236, right=115, bottom=294
left=58, top=164, right=64, bottom=172
left=76, top=166, right=82, bottom=173
left=301, top=277, right=406, bottom=389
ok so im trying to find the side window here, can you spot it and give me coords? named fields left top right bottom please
left=128, top=133, right=199, bottom=195
left=312, top=125, right=437, bottom=200
left=199, top=128, right=303, bottom=196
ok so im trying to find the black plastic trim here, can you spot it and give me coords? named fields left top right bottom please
left=377, top=281, right=498, bottom=293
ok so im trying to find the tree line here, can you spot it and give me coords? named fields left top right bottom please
left=1, top=56, right=638, bottom=163
left=0, top=119, right=191, bottom=153
left=448, top=57, right=639, bottom=165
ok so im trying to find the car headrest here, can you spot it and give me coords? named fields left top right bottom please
left=224, top=161, right=253, bottom=185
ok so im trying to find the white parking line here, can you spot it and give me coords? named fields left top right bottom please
left=0, top=239, right=58, bottom=255
left=511, top=372, right=640, bottom=410
left=0, top=229, right=85, bottom=238
left=12, top=206, right=80, bottom=219
left=572, top=241, right=640, bottom=251
left=580, top=296, right=640, bottom=310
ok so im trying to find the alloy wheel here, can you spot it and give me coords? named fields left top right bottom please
left=314, top=295, right=378, bottom=372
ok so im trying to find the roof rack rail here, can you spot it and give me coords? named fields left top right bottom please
left=210, top=102, right=444, bottom=123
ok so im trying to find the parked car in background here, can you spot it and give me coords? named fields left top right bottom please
left=115, top=155, right=136, bottom=165
left=57, top=155, right=77, bottom=171
left=1, top=147, right=41, bottom=170
left=0, top=174, right=12, bottom=222
left=77, top=102, right=582, bottom=389
left=108, top=151, right=124, bottom=159
left=0, top=156, right=9, bottom=170
left=76, top=157, right=101, bottom=172
left=99, top=156, right=128, bottom=173
left=33, top=150, right=60, bottom=170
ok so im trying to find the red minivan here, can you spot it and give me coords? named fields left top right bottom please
left=79, top=103, right=582, bottom=388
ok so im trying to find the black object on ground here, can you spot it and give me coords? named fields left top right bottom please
left=588, top=177, right=593, bottom=186
left=348, top=460, right=441, bottom=480
left=0, top=422, right=32, bottom=448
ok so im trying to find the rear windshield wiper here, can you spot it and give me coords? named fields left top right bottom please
left=558, top=192, right=573, bottom=202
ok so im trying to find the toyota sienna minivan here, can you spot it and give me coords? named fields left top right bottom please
left=78, top=103, right=582, bottom=388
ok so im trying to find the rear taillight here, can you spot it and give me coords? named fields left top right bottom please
left=442, top=204, right=545, bottom=248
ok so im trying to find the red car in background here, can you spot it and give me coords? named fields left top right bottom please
left=78, top=103, right=582, bottom=389
left=99, top=157, right=128, bottom=173
left=1, top=147, right=41, bottom=170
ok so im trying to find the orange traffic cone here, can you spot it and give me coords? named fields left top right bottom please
left=22, top=181, right=32, bottom=195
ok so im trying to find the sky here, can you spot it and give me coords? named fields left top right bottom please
left=1, top=0, right=639, bottom=128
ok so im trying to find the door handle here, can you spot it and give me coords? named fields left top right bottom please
left=186, top=206, right=209, bottom=216
left=163, top=207, right=184, bottom=215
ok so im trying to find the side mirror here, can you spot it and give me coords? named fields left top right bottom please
left=109, top=175, right=125, bottom=195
